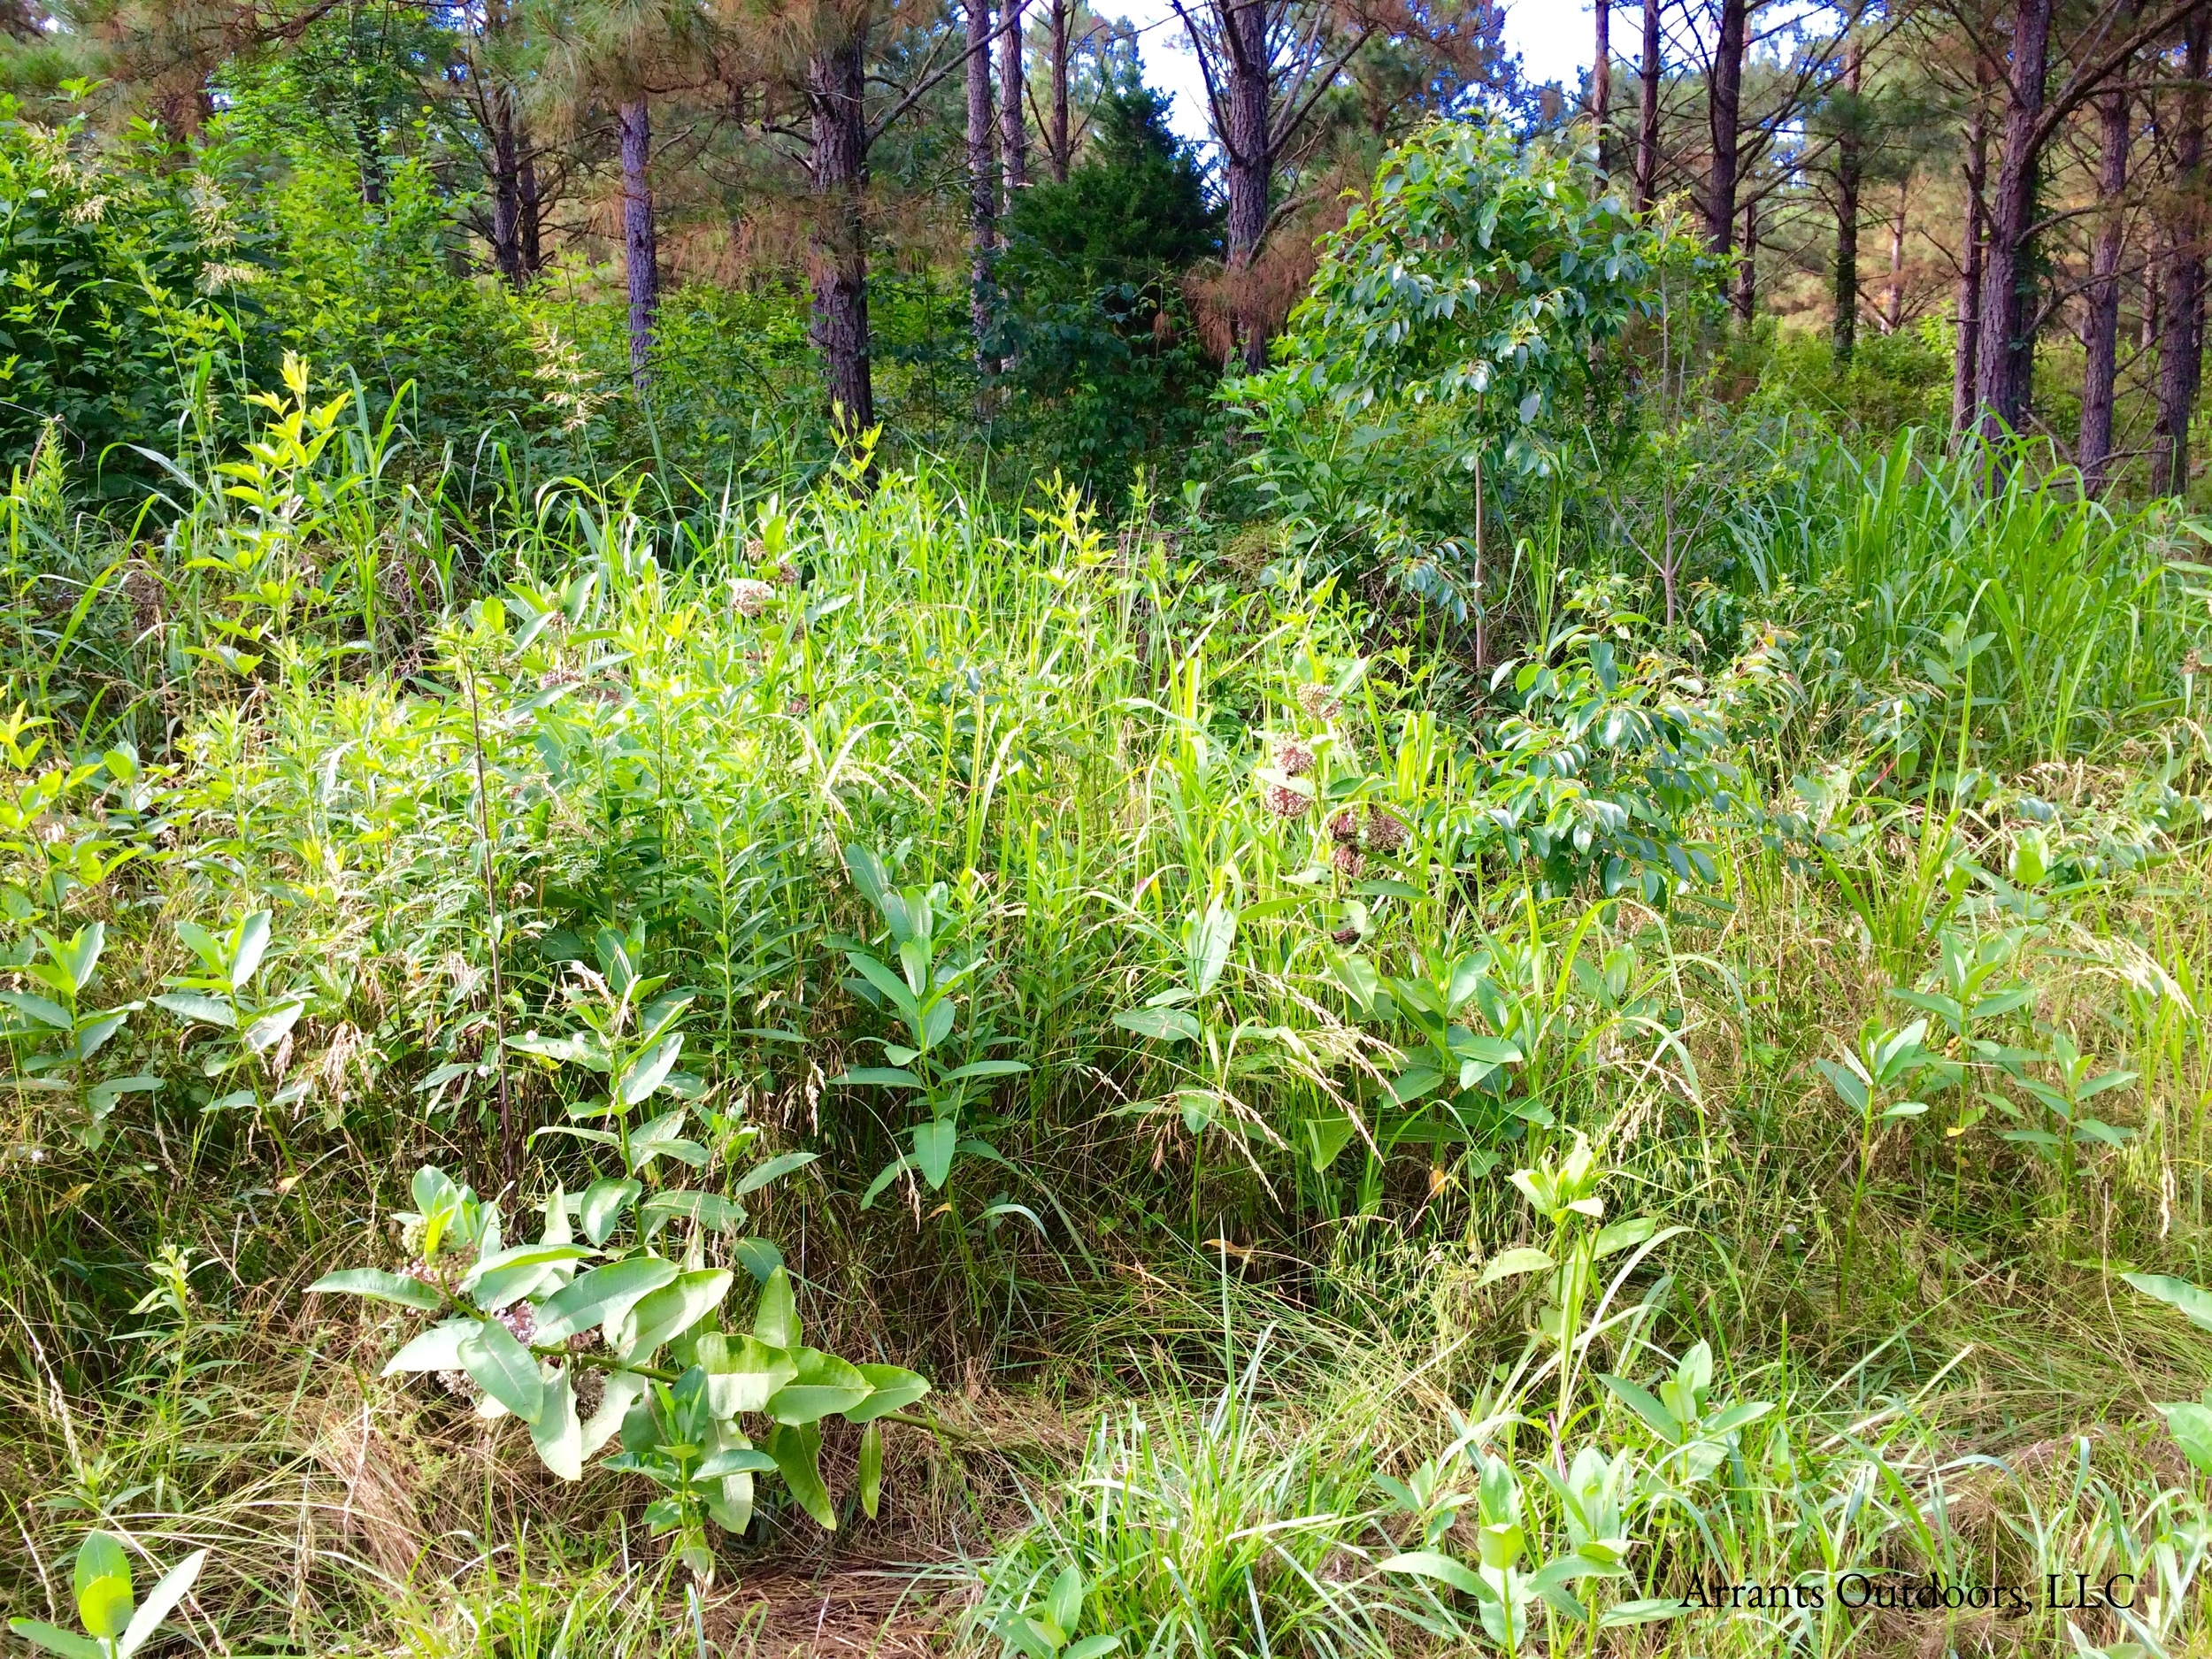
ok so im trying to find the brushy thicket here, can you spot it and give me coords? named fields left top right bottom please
left=10, top=113, right=2212, bottom=1659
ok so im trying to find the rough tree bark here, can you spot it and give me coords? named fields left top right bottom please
left=809, top=34, right=874, bottom=431
left=1223, top=0, right=1273, bottom=370
left=1594, top=0, right=1611, bottom=168
left=1833, top=21, right=1863, bottom=362
left=1635, top=0, right=1662, bottom=210
left=618, top=96, right=657, bottom=383
left=2080, top=78, right=2129, bottom=488
left=965, top=0, right=996, bottom=370
left=1000, top=0, right=1026, bottom=219
left=1952, top=59, right=1988, bottom=434
left=490, top=88, right=524, bottom=285
left=1047, top=0, right=1071, bottom=180
left=520, top=147, right=542, bottom=276
left=1974, top=0, right=2053, bottom=442
left=1706, top=0, right=1747, bottom=257
left=1882, top=176, right=1909, bottom=333
left=2155, top=8, right=2209, bottom=495
left=1737, top=194, right=1757, bottom=320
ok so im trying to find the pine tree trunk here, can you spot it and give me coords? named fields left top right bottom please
left=2080, top=82, right=2129, bottom=488
left=520, top=145, right=542, bottom=276
left=2155, top=10, right=2209, bottom=495
left=1882, top=180, right=1908, bottom=332
left=1737, top=195, right=1757, bottom=321
left=490, top=88, right=525, bottom=285
left=1952, top=70, right=1988, bottom=435
left=1594, top=0, right=1611, bottom=170
left=618, top=96, right=658, bottom=384
left=1224, top=0, right=1272, bottom=371
left=966, top=0, right=997, bottom=372
left=1706, top=0, right=1746, bottom=257
left=1635, top=0, right=1661, bottom=211
left=1974, top=0, right=2053, bottom=442
left=1048, top=0, right=1071, bottom=182
left=809, top=35, right=874, bottom=432
left=1833, top=27, right=1863, bottom=362
left=1000, top=0, right=1027, bottom=219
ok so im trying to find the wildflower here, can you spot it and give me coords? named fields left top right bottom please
left=1331, top=924, right=1361, bottom=946
left=497, top=1301, right=539, bottom=1347
left=1276, top=740, right=1314, bottom=777
left=1296, top=683, right=1341, bottom=720
left=1333, top=843, right=1364, bottom=878
left=744, top=537, right=766, bottom=563
left=787, top=695, right=811, bottom=717
left=572, top=1364, right=606, bottom=1419
left=1327, top=809, right=1362, bottom=845
left=774, top=559, right=800, bottom=588
left=732, top=579, right=776, bottom=618
left=436, top=1367, right=479, bottom=1402
left=1363, top=807, right=1409, bottom=854
left=1263, top=780, right=1310, bottom=818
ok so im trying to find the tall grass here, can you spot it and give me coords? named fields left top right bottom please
left=4, top=381, right=2212, bottom=1656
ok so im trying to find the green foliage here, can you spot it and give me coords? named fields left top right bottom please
left=1235, top=119, right=1693, bottom=615
left=997, top=79, right=1224, bottom=491
left=0, top=95, right=268, bottom=489
left=9, top=1531, right=207, bottom=1659
left=311, top=1163, right=926, bottom=1573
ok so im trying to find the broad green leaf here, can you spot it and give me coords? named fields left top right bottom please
left=1477, top=1248, right=1555, bottom=1287
left=1379, top=1550, right=1482, bottom=1596
left=833, top=1066, right=926, bottom=1089
left=1185, top=901, right=1236, bottom=995
left=231, top=911, right=272, bottom=988
left=580, top=1177, right=641, bottom=1246
left=8, top=1621, right=103, bottom=1659
left=639, top=1190, right=746, bottom=1235
left=769, top=1421, right=835, bottom=1530
left=940, top=1059, right=1032, bottom=1081
left=242, top=1000, right=303, bottom=1054
left=694, top=1446, right=778, bottom=1479
left=381, top=1317, right=480, bottom=1375
left=845, top=1363, right=932, bottom=1424
left=618, top=1034, right=684, bottom=1105
left=0, top=990, right=72, bottom=1029
left=1599, top=1599, right=1688, bottom=1628
left=1048, top=1565, right=1083, bottom=1634
left=752, top=1266, right=800, bottom=1348
left=858, top=1420, right=883, bottom=1518
left=533, top=1256, right=678, bottom=1344
left=914, top=1119, right=957, bottom=1188
left=2156, top=1401, right=2212, bottom=1477
left=696, top=1333, right=798, bottom=1415
left=766, top=1348, right=873, bottom=1425
left=581, top=1371, right=646, bottom=1458
left=151, top=992, right=235, bottom=1029
left=618, top=1270, right=731, bottom=1359
left=117, top=1548, right=205, bottom=1659
left=530, top=1368, right=585, bottom=1480
left=308, top=1268, right=443, bottom=1311
left=462, top=1243, right=594, bottom=1310
left=1065, top=1638, right=1122, bottom=1659
left=74, top=1532, right=134, bottom=1640
left=458, top=1319, right=544, bottom=1424
left=1112, top=1008, right=1202, bottom=1044
left=1386, top=1063, right=1442, bottom=1105
left=734, top=1151, right=818, bottom=1198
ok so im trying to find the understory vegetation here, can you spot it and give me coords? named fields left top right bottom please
left=11, top=54, right=2212, bottom=1659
